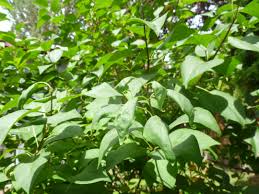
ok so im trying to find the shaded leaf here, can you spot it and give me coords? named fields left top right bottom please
left=98, top=129, right=118, bottom=167
left=14, top=151, right=49, bottom=193
left=169, top=128, right=219, bottom=150
left=106, top=143, right=146, bottom=170
left=144, top=159, right=177, bottom=189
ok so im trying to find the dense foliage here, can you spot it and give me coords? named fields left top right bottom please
left=0, top=0, right=258, bottom=193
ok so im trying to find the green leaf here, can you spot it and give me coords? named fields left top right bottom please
left=143, top=116, right=175, bottom=161
left=0, top=172, right=8, bottom=183
left=130, top=13, right=167, bottom=37
left=242, top=0, right=259, bottom=18
left=98, top=129, right=118, bottom=167
left=47, top=109, right=81, bottom=126
left=197, top=89, right=253, bottom=126
left=70, top=159, right=110, bottom=184
left=0, top=109, right=39, bottom=144
left=167, top=89, right=193, bottom=118
left=80, top=149, right=99, bottom=169
left=116, top=77, right=148, bottom=99
left=193, top=107, right=221, bottom=135
left=245, top=128, right=259, bottom=157
left=180, top=0, right=207, bottom=4
left=181, top=56, right=224, bottom=88
left=144, top=159, right=177, bottom=189
left=95, top=0, right=113, bottom=9
left=169, top=128, right=219, bottom=150
left=44, top=122, right=83, bottom=145
left=173, top=135, right=202, bottom=165
left=106, top=143, right=146, bottom=170
left=51, top=0, right=60, bottom=12
left=0, top=95, right=19, bottom=115
left=48, top=49, right=63, bottom=63
left=14, top=151, right=49, bottom=194
left=10, top=125, right=44, bottom=141
left=18, top=82, right=50, bottom=109
left=150, top=81, right=167, bottom=110
left=114, top=98, right=137, bottom=141
left=228, top=36, right=259, bottom=52
left=0, top=0, right=13, bottom=10
left=83, top=83, right=122, bottom=98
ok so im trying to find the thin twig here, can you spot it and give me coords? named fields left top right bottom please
left=212, top=5, right=239, bottom=59
left=140, top=1, right=150, bottom=71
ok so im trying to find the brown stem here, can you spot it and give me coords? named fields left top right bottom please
left=212, top=5, right=239, bottom=59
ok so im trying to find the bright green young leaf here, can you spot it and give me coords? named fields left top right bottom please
left=143, top=116, right=175, bottom=161
left=83, top=83, right=122, bottom=98
left=173, top=135, right=202, bottom=165
left=228, top=36, right=259, bottom=52
left=14, top=151, right=49, bottom=194
left=47, top=109, right=81, bottom=126
left=0, top=0, right=13, bottom=10
left=0, top=95, right=19, bottom=115
left=167, top=89, right=193, bottom=118
left=95, top=0, right=113, bottom=9
left=18, top=82, right=50, bottom=109
left=0, top=173, right=8, bottom=183
left=130, top=13, right=167, bottom=37
left=181, top=56, right=224, bottom=88
left=144, top=159, right=177, bottom=189
left=180, top=0, right=207, bottom=4
left=98, top=129, right=119, bottom=167
left=48, top=49, right=63, bottom=63
left=242, top=0, right=259, bottom=18
left=150, top=81, right=167, bottom=110
left=106, top=143, right=146, bottom=170
left=70, top=159, right=110, bottom=184
left=114, top=98, right=137, bottom=141
left=0, top=109, right=39, bottom=144
left=169, top=128, right=219, bottom=150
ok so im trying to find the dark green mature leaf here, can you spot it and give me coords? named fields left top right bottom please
left=245, top=128, right=259, bottom=157
left=144, top=159, right=177, bottom=189
left=70, top=159, right=110, bottom=184
left=98, top=129, right=119, bottom=167
left=228, top=36, right=259, bottom=52
left=83, top=83, right=122, bottom=98
left=0, top=109, right=39, bottom=144
left=106, top=143, right=146, bottom=169
left=18, top=82, right=50, bottom=109
left=181, top=56, right=224, bottom=88
left=14, top=151, right=49, bottom=194
left=143, top=116, right=175, bottom=161
left=47, top=109, right=81, bottom=126
left=242, top=0, right=259, bottom=18
left=167, top=89, right=193, bottom=118
left=169, top=128, right=219, bottom=150
left=130, top=13, right=167, bottom=37
left=173, top=135, right=202, bottom=165
left=114, top=98, right=137, bottom=140
left=197, top=89, right=253, bottom=126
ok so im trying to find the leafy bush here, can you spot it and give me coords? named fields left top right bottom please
left=0, top=0, right=258, bottom=193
